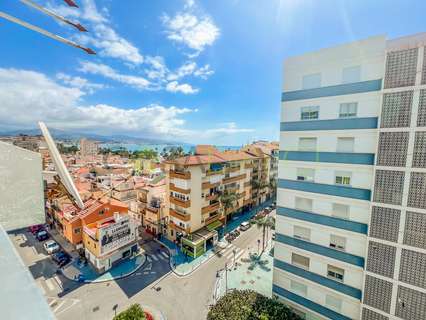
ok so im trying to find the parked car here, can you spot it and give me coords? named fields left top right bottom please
left=43, top=240, right=60, bottom=254
left=36, top=230, right=49, bottom=241
left=52, top=251, right=71, bottom=266
left=239, top=221, right=251, bottom=231
left=28, top=224, right=44, bottom=235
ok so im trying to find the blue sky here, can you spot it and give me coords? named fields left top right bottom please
left=0, top=0, right=425, bottom=145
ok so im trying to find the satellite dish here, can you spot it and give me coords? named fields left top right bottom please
left=38, top=122, right=84, bottom=209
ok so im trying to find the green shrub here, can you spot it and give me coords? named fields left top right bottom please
left=113, top=304, right=146, bottom=320
left=207, top=290, right=303, bottom=320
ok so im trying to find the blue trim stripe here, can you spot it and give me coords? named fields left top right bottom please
left=274, top=259, right=362, bottom=300
left=273, top=284, right=352, bottom=320
left=280, top=117, right=378, bottom=131
left=279, top=151, right=375, bottom=165
left=277, top=206, right=368, bottom=234
left=281, top=79, right=382, bottom=102
left=275, top=233, right=365, bottom=267
left=278, top=179, right=371, bottom=201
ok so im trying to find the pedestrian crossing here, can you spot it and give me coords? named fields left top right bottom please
left=221, top=244, right=245, bottom=264
left=46, top=296, right=80, bottom=316
left=147, top=251, right=169, bottom=262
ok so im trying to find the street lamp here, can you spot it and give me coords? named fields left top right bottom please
left=257, top=239, right=261, bottom=255
left=232, top=249, right=236, bottom=269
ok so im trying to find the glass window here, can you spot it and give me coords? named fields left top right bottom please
left=302, top=73, right=321, bottom=89
left=294, top=226, right=311, bottom=241
left=295, top=197, right=313, bottom=212
left=337, top=137, right=355, bottom=153
left=297, top=168, right=315, bottom=182
left=332, top=203, right=350, bottom=220
left=342, top=65, right=361, bottom=84
left=292, top=252, right=310, bottom=269
left=330, top=234, right=346, bottom=251
left=335, top=171, right=351, bottom=185
left=300, top=106, right=319, bottom=120
left=326, top=294, right=343, bottom=312
left=327, top=265, right=345, bottom=282
left=298, top=137, right=317, bottom=151
left=339, top=102, right=358, bottom=118
left=290, top=280, right=308, bottom=297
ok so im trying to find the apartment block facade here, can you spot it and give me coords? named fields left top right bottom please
left=275, top=33, right=426, bottom=320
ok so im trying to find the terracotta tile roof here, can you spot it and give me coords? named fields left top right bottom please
left=195, top=145, right=221, bottom=156
left=219, top=150, right=257, bottom=161
left=169, top=154, right=226, bottom=166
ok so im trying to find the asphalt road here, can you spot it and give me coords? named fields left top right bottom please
left=9, top=215, right=273, bottom=320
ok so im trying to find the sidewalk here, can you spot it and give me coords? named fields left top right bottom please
left=48, top=228, right=79, bottom=259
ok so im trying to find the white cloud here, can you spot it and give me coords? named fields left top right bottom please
left=184, top=0, right=195, bottom=9
left=167, top=61, right=214, bottom=81
left=145, top=56, right=169, bottom=80
left=204, top=122, right=254, bottom=136
left=79, top=61, right=151, bottom=90
left=162, top=12, right=220, bottom=54
left=48, top=0, right=143, bottom=65
left=56, top=73, right=105, bottom=94
left=166, top=81, right=199, bottom=94
left=193, top=64, right=214, bottom=79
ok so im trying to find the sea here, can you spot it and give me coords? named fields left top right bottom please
left=100, top=143, right=241, bottom=154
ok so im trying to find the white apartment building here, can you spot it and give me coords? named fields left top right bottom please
left=275, top=33, right=426, bottom=320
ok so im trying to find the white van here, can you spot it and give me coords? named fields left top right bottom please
left=239, top=221, right=251, bottom=231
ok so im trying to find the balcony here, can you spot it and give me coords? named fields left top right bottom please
left=206, top=193, right=219, bottom=201
left=206, top=169, right=223, bottom=176
left=202, top=202, right=221, bottom=214
left=170, top=183, right=191, bottom=194
left=222, top=173, right=246, bottom=184
left=237, top=191, right=246, bottom=199
left=146, top=206, right=159, bottom=214
left=202, top=181, right=220, bottom=189
left=170, top=208, right=191, bottom=222
left=244, top=163, right=254, bottom=169
left=169, top=221, right=190, bottom=234
left=170, top=196, right=191, bottom=208
left=225, top=166, right=240, bottom=173
left=205, top=213, right=221, bottom=225
left=244, top=181, right=252, bottom=188
left=170, top=170, right=191, bottom=180
left=243, top=199, right=252, bottom=206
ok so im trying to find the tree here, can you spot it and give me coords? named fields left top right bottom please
left=219, top=189, right=238, bottom=230
left=113, top=304, right=146, bottom=320
left=254, top=216, right=275, bottom=254
left=207, top=290, right=302, bottom=320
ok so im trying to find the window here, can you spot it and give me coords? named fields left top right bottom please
left=98, top=209, right=104, bottom=215
left=295, top=197, right=313, bottom=212
left=327, top=265, right=345, bottom=282
left=342, top=65, right=361, bottom=84
left=332, top=203, right=350, bottom=220
left=290, top=280, right=307, bottom=296
left=294, top=226, right=311, bottom=241
left=300, top=106, right=319, bottom=120
left=337, top=137, right=355, bottom=153
left=298, top=137, right=317, bottom=151
left=330, top=234, right=346, bottom=251
left=326, top=294, right=343, bottom=312
left=302, top=73, right=321, bottom=89
left=339, top=102, right=358, bottom=118
left=292, top=253, right=310, bottom=269
left=335, top=171, right=351, bottom=185
left=297, top=168, right=315, bottom=182
left=74, top=228, right=81, bottom=234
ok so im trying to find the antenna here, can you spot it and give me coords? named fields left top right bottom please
left=39, top=122, right=85, bottom=209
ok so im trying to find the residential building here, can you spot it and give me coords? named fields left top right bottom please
left=83, top=213, right=139, bottom=273
left=138, top=180, right=166, bottom=236
left=79, top=138, right=98, bottom=156
left=275, top=33, right=426, bottom=320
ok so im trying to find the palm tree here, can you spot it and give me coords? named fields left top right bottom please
left=254, top=216, right=275, bottom=254
left=219, top=189, right=238, bottom=231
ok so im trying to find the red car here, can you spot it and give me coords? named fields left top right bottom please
left=28, top=224, right=45, bottom=235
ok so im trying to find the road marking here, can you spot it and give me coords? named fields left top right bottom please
left=56, top=299, right=80, bottom=316
left=150, top=271, right=156, bottom=274
left=150, top=255, right=159, bottom=261
left=53, top=300, right=66, bottom=313
left=53, top=275, right=63, bottom=289
left=147, top=256, right=152, bottom=262
left=21, top=234, right=27, bottom=242
left=235, top=249, right=245, bottom=261
left=157, top=254, right=165, bottom=260
left=45, top=278, right=56, bottom=291
left=143, top=271, right=149, bottom=275
left=32, top=247, right=38, bottom=255
left=160, top=251, right=168, bottom=258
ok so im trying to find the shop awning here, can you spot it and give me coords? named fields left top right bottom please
left=206, top=220, right=223, bottom=231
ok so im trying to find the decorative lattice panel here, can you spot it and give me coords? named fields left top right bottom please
left=377, top=132, right=409, bottom=167
left=384, top=48, right=418, bottom=89
left=412, top=131, right=426, bottom=168
left=380, top=91, right=413, bottom=128
left=366, top=241, right=396, bottom=278
left=363, top=275, right=393, bottom=313
left=373, top=170, right=405, bottom=205
left=369, top=206, right=400, bottom=242
left=422, top=48, right=426, bottom=85
left=362, top=308, right=389, bottom=320
left=395, top=285, right=426, bottom=320
left=408, top=172, right=426, bottom=209
left=404, top=211, right=426, bottom=249
left=399, top=249, right=426, bottom=289
left=418, top=90, right=426, bottom=127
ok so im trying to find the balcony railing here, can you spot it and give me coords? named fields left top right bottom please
left=206, top=169, right=223, bottom=176
left=170, top=208, right=191, bottom=222
left=202, top=202, right=220, bottom=214
left=170, top=196, right=191, bottom=208
left=244, top=181, right=251, bottom=188
left=146, top=206, right=159, bottom=214
left=170, top=183, right=191, bottom=194
left=244, top=163, right=254, bottom=169
left=206, top=193, right=219, bottom=201
left=168, top=221, right=190, bottom=233
left=225, top=166, right=240, bottom=173
left=202, top=181, right=220, bottom=189
left=170, top=170, right=191, bottom=180
left=222, top=173, right=246, bottom=184
left=205, top=213, right=221, bottom=225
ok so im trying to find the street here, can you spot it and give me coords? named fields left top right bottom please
left=9, top=212, right=273, bottom=320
